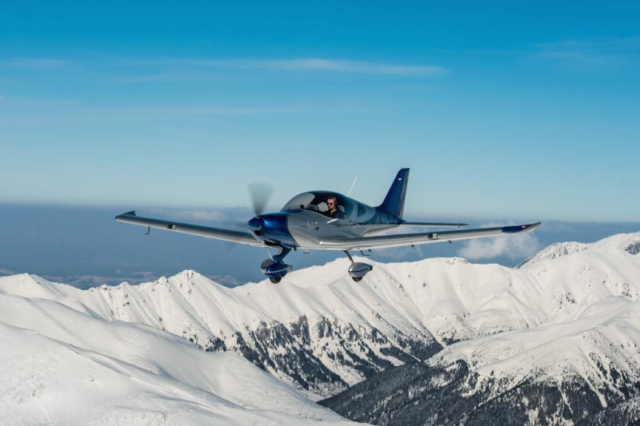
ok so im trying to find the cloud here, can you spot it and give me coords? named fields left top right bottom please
left=1, top=56, right=446, bottom=86
left=0, top=95, right=75, bottom=109
left=532, top=37, right=640, bottom=69
left=110, top=71, right=229, bottom=83
left=238, top=58, right=445, bottom=76
left=114, top=57, right=446, bottom=76
left=457, top=223, right=541, bottom=261
left=0, top=104, right=387, bottom=126
left=430, top=37, right=640, bottom=71
left=2, top=58, right=70, bottom=68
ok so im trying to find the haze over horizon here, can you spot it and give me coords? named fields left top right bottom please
left=2, top=202, right=639, bottom=286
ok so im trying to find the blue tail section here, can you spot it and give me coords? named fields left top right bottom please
left=377, top=168, right=410, bottom=218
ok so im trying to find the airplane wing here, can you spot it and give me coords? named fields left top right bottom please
left=115, top=211, right=265, bottom=247
left=400, top=221, right=468, bottom=228
left=319, top=222, right=541, bottom=250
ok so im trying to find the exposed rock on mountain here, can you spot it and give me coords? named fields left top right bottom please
left=321, top=233, right=640, bottom=425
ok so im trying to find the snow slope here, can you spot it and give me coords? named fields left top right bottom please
left=322, top=294, right=640, bottom=425
left=519, top=232, right=640, bottom=267
left=3, top=232, right=640, bottom=398
left=322, top=234, right=640, bottom=425
left=0, top=291, right=355, bottom=425
left=1, top=232, right=639, bottom=402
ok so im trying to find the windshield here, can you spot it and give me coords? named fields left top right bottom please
left=282, top=192, right=354, bottom=217
left=282, top=192, right=316, bottom=211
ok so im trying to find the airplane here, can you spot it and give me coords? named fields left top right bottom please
left=116, top=168, right=540, bottom=283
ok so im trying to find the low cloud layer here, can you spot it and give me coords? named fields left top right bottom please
left=457, top=223, right=541, bottom=261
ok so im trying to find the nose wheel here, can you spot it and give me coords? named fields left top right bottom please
left=344, top=251, right=373, bottom=282
left=261, top=247, right=292, bottom=284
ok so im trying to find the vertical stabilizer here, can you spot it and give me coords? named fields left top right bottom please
left=377, top=168, right=410, bottom=218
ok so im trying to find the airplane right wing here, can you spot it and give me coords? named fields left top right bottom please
left=115, top=211, right=265, bottom=247
left=399, top=221, right=468, bottom=228
left=319, top=222, right=541, bottom=251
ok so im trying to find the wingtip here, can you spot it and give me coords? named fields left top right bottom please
left=501, top=222, right=542, bottom=234
left=115, top=210, right=136, bottom=221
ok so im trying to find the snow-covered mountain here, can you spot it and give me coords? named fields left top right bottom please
left=519, top=232, right=640, bottom=267
left=322, top=233, right=640, bottom=425
left=2, top=232, right=640, bottom=424
left=0, top=289, right=355, bottom=425
left=2, top=233, right=640, bottom=401
left=0, top=268, right=444, bottom=397
left=323, top=294, right=640, bottom=424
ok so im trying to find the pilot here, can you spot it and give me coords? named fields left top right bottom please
left=325, top=196, right=346, bottom=219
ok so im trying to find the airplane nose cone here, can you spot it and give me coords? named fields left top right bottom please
left=249, top=213, right=296, bottom=247
left=248, top=217, right=264, bottom=233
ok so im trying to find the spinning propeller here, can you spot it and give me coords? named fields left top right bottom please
left=247, top=180, right=274, bottom=234
left=248, top=180, right=274, bottom=217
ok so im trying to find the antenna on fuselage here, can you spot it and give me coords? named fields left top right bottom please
left=347, top=176, right=358, bottom=197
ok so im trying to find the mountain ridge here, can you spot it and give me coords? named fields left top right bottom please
left=2, top=231, right=640, bottom=425
left=0, top=290, right=356, bottom=425
left=319, top=233, right=640, bottom=425
left=3, top=233, right=640, bottom=398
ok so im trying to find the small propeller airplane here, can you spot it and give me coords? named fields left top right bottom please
left=116, top=168, right=540, bottom=283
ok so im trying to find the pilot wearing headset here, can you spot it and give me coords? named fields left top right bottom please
left=325, top=196, right=346, bottom=219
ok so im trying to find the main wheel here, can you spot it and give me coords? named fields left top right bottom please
left=269, top=277, right=282, bottom=284
left=351, top=277, right=362, bottom=282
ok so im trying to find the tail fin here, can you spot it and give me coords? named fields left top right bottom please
left=377, top=168, right=410, bottom=218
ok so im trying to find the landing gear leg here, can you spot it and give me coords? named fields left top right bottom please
left=271, top=246, right=291, bottom=263
left=344, top=250, right=354, bottom=264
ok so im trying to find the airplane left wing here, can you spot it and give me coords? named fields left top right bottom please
left=115, top=211, right=265, bottom=247
left=319, top=222, right=541, bottom=250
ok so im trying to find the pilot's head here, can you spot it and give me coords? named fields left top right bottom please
left=327, top=196, right=338, bottom=210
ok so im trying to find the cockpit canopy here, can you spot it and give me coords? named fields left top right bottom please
left=282, top=191, right=355, bottom=217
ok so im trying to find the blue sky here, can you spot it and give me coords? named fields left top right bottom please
left=1, top=1, right=639, bottom=284
left=1, top=1, right=639, bottom=222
